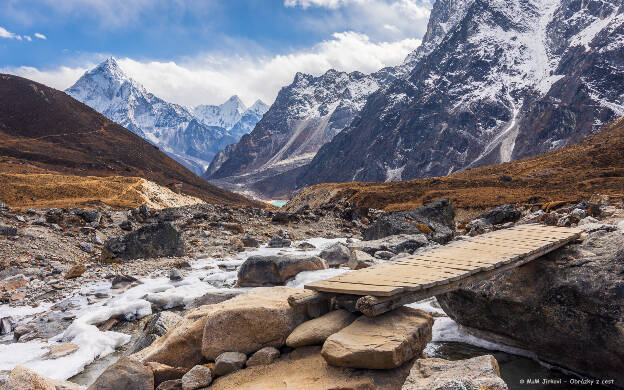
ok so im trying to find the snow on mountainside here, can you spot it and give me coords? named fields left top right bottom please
left=203, top=64, right=412, bottom=198
left=297, top=0, right=624, bottom=187
left=66, top=58, right=266, bottom=175
left=193, top=96, right=268, bottom=138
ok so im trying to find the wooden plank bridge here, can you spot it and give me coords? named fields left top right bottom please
left=304, top=224, right=582, bottom=316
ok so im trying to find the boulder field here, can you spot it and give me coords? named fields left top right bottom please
left=28, top=283, right=506, bottom=390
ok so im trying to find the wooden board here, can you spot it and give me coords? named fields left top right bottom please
left=305, top=224, right=580, bottom=302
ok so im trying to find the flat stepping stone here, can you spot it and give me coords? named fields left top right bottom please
left=321, top=307, right=433, bottom=369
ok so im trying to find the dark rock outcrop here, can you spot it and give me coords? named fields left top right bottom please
left=364, top=199, right=455, bottom=243
left=476, top=204, right=522, bottom=226
left=100, top=223, right=185, bottom=262
left=237, top=255, right=327, bottom=287
left=437, top=230, right=624, bottom=384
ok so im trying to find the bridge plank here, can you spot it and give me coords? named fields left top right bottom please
left=305, top=225, right=581, bottom=305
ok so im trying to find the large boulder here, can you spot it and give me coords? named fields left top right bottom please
left=237, top=255, right=327, bottom=287
left=209, top=346, right=412, bottom=390
left=475, top=204, right=522, bottom=226
left=437, top=230, right=624, bottom=384
left=364, top=198, right=455, bottom=243
left=349, top=234, right=430, bottom=256
left=133, top=287, right=307, bottom=367
left=286, top=309, right=358, bottom=348
left=87, top=358, right=154, bottom=390
left=322, top=307, right=433, bottom=369
left=100, top=223, right=185, bottom=262
left=319, top=243, right=351, bottom=267
left=401, top=355, right=508, bottom=390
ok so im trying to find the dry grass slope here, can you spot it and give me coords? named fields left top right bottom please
left=287, top=117, right=624, bottom=212
left=0, top=173, right=204, bottom=210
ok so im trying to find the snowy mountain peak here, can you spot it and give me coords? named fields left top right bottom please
left=223, top=95, right=247, bottom=114
left=193, top=95, right=267, bottom=132
left=249, top=99, right=269, bottom=115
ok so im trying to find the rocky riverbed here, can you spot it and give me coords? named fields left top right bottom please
left=0, top=198, right=623, bottom=389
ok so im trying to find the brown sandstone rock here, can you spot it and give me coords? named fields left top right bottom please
left=286, top=309, right=358, bottom=348
left=180, top=365, right=212, bottom=390
left=322, top=307, right=433, bottom=369
left=145, top=362, right=187, bottom=387
left=401, top=355, right=508, bottom=390
left=213, top=352, right=246, bottom=376
left=65, top=265, right=86, bottom=279
left=133, top=287, right=306, bottom=367
left=246, top=347, right=280, bottom=367
left=87, top=357, right=153, bottom=390
left=6, top=366, right=84, bottom=390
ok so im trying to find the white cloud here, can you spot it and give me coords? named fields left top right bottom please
left=3, top=31, right=420, bottom=108
left=284, top=0, right=364, bottom=9
left=34, top=32, right=47, bottom=40
left=286, top=0, right=432, bottom=42
left=24, top=35, right=32, bottom=41
left=0, top=26, right=22, bottom=40
left=1, top=65, right=89, bottom=91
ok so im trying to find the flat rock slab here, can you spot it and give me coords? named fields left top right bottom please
left=402, top=355, right=508, bottom=390
left=209, top=346, right=412, bottom=390
left=286, top=309, right=358, bottom=348
left=322, top=307, right=433, bottom=369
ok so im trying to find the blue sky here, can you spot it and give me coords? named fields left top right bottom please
left=1, top=0, right=432, bottom=106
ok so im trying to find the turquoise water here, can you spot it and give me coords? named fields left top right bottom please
left=270, top=200, right=289, bottom=207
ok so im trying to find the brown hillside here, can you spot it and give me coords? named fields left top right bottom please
left=286, top=117, right=624, bottom=213
left=0, top=74, right=264, bottom=208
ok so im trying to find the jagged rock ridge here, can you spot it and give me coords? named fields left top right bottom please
left=204, top=65, right=412, bottom=198
left=297, top=0, right=624, bottom=186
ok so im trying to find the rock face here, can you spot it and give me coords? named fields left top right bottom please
left=401, top=356, right=508, bottom=390
left=87, top=358, right=154, bottom=390
left=437, top=230, right=624, bottom=384
left=100, top=223, right=185, bottom=262
left=286, top=309, right=358, bottom=348
left=209, top=346, right=412, bottom=390
left=298, top=0, right=624, bottom=187
left=364, top=199, right=455, bottom=243
left=204, top=66, right=410, bottom=198
left=237, top=255, right=327, bottom=287
left=322, top=308, right=434, bottom=369
left=134, top=287, right=306, bottom=367
left=319, top=243, right=351, bottom=267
